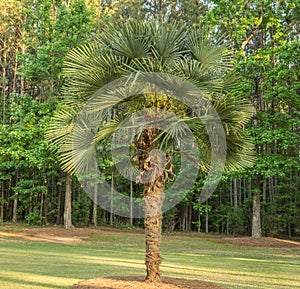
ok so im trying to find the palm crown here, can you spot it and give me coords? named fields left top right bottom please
left=47, top=20, right=255, bottom=175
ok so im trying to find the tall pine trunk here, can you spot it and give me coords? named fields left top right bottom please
left=110, top=173, right=114, bottom=226
left=12, top=172, right=18, bottom=223
left=252, top=175, right=262, bottom=238
left=252, top=192, right=261, bottom=237
left=205, top=200, right=209, bottom=234
left=130, top=179, right=133, bottom=226
left=56, top=183, right=62, bottom=225
left=12, top=193, right=18, bottom=222
left=0, top=182, right=4, bottom=222
left=92, top=183, right=97, bottom=227
left=64, top=173, right=74, bottom=229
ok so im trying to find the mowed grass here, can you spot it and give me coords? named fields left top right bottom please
left=0, top=227, right=300, bottom=289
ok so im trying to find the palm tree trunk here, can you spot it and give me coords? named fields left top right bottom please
left=144, top=175, right=164, bottom=283
left=135, top=124, right=165, bottom=283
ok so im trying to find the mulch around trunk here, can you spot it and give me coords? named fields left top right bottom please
left=71, top=276, right=227, bottom=289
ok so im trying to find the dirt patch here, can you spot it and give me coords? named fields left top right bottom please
left=220, top=236, right=300, bottom=249
left=0, top=226, right=113, bottom=244
left=72, top=276, right=227, bottom=289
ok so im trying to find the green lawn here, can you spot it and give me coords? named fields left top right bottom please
left=0, top=227, right=299, bottom=289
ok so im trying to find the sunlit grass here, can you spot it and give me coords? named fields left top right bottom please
left=0, top=227, right=299, bottom=289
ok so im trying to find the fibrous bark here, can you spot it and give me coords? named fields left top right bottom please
left=136, top=125, right=166, bottom=283
left=144, top=176, right=164, bottom=282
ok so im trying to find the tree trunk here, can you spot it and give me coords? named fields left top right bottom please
left=219, top=187, right=223, bottom=234
left=12, top=193, right=18, bottom=223
left=205, top=200, right=209, bottom=234
left=233, top=178, right=238, bottom=209
left=288, top=169, right=293, bottom=238
left=262, top=178, right=267, bottom=202
left=248, top=178, right=252, bottom=199
left=135, top=122, right=166, bottom=283
left=56, top=183, right=62, bottom=224
left=252, top=193, right=261, bottom=237
left=2, top=48, right=7, bottom=124
left=233, top=178, right=238, bottom=235
left=40, top=191, right=44, bottom=223
left=252, top=175, right=261, bottom=238
left=188, top=197, right=192, bottom=231
left=198, top=196, right=201, bottom=233
left=64, top=173, right=74, bottom=229
left=226, top=216, right=229, bottom=235
left=92, top=183, right=97, bottom=227
left=181, top=209, right=186, bottom=231
left=20, top=44, right=25, bottom=95
left=144, top=175, right=164, bottom=283
left=238, top=179, right=242, bottom=206
left=269, top=177, right=274, bottom=203
left=12, top=173, right=18, bottom=223
left=229, top=179, right=233, bottom=206
left=0, top=182, right=4, bottom=222
left=243, top=177, right=246, bottom=200
left=44, top=188, right=48, bottom=225
left=110, top=173, right=114, bottom=226
left=130, top=179, right=133, bottom=226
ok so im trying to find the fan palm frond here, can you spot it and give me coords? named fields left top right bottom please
left=187, top=28, right=234, bottom=71
left=45, top=105, right=77, bottom=147
left=99, top=20, right=151, bottom=59
left=150, top=21, right=187, bottom=63
left=47, top=19, right=255, bottom=176
left=95, top=117, right=121, bottom=144
left=64, top=45, right=125, bottom=100
left=171, top=59, right=224, bottom=96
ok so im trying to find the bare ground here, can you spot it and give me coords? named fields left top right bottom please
left=0, top=226, right=122, bottom=244
left=219, top=235, right=300, bottom=248
left=71, top=276, right=227, bottom=289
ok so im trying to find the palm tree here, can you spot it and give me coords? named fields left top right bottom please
left=46, top=20, right=255, bottom=283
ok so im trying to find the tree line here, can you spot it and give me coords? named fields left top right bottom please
left=0, top=0, right=299, bottom=238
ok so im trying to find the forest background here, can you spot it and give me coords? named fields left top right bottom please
left=0, top=0, right=299, bottom=238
